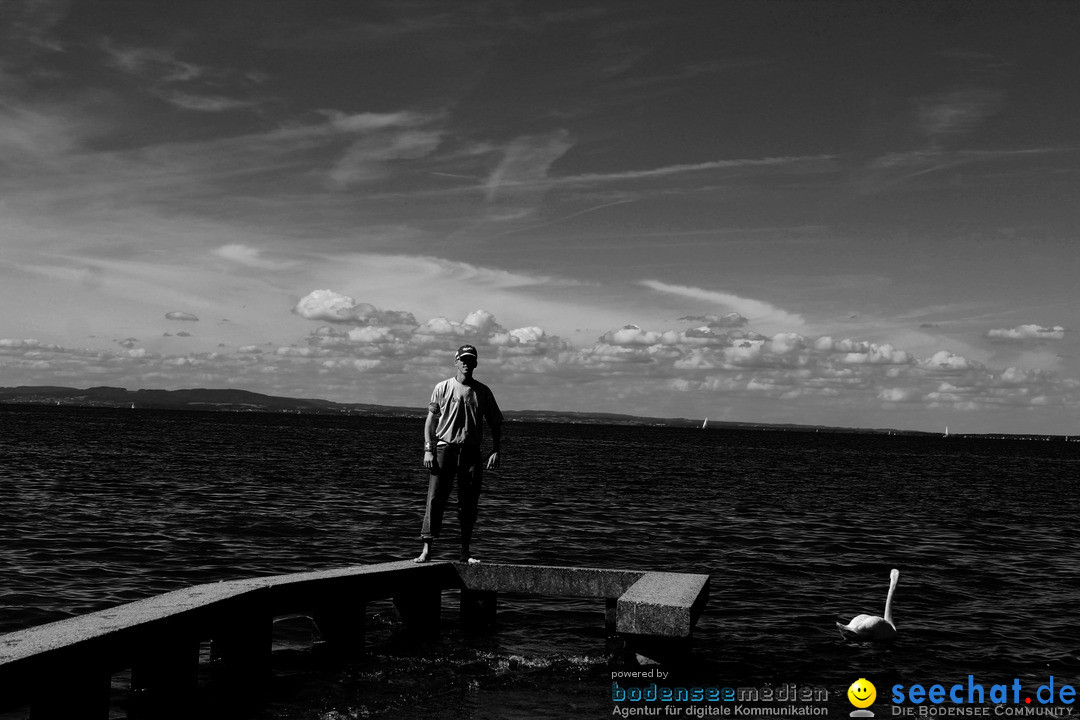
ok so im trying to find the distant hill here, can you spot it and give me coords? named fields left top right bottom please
left=0, top=385, right=417, bottom=417
left=0, top=384, right=933, bottom=435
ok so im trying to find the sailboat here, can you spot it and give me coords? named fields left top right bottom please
left=701, top=417, right=709, bottom=430
left=943, top=426, right=949, bottom=438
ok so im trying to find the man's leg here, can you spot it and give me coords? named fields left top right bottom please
left=456, top=445, right=484, bottom=562
left=416, top=446, right=455, bottom=562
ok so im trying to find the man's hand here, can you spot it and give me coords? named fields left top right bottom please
left=424, top=450, right=437, bottom=469
left=485, top=451, right=500, bottom=471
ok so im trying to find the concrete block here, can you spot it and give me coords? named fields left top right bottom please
left=615, top=572, right=710, bottom=638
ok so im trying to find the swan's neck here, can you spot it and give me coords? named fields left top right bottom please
left=883, top=574, right=899, bottom=627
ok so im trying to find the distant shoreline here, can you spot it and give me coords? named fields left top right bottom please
left=2, top=385, right=1074, bottom=442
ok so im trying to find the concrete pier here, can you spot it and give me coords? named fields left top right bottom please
left=0, top=561, right=709, bottom=718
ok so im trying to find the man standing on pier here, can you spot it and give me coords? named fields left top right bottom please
left=415, top=344, right=503, bottom=564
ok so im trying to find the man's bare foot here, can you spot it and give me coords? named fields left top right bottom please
left=413, top=542, right=431, bottom=563
left=465, top=557, right=481, bottom=564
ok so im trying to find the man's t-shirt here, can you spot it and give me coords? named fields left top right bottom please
left=430, top=377, right=502, bottom=446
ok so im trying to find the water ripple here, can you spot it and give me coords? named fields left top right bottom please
left=1, top=406, right=1078, bottom=708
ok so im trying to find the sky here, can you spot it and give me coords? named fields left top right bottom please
left=1, top=0, right=1078, bottom=435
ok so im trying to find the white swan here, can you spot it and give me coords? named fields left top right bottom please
left=836, top=568, right=900, bottom=640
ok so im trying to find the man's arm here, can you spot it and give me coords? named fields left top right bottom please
left=485, top=392, right=502, bottom=470
left=423, top=402, right=439, bottom=469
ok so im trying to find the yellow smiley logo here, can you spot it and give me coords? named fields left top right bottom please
left=847, top=678, right=877, bottom=708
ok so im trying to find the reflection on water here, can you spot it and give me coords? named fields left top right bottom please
left=1, top=406, right=1078, bottom=718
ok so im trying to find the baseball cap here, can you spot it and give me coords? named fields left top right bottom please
left=455, top=344, right=478, bottom=361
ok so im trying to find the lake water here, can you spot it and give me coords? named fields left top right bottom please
left=1, top=405, right=1078, bottom=719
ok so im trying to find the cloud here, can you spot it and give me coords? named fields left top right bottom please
left=920, top=350, right=977, bottom=372
left=917, top=88, right=1004, bottom=141
left=330, top=128, right=444, bottom=186
left=836, top=343, right=912, bottom=365
left=0, top=338, right=53, bottom=349
left=563, top=155, right=836, bottom=184
left=152, top=91, right=260, bottom=113
left=293, top=289, right=417, bottom=326
left=319, top=110, right=433, bottom=134
left=1, top=0, right=67, bottom=53
left=601, top=324, right=663, bottom=346
left=99, top=39, right=264, bottom=114
left=213, top=244, right=295, bottom=270
left=165, top=312, right=199, bottom=321
left=987, top=324, right=1066, bottom=342
left=642, top=280, right=805, bottom=329
left=484, top=131, right=573, bottom=204
left=999, top=366, right=1043, bottom=385
left=878, top=387, right=919, bottom=403
left=679, top=313, right=748, bottom=329
left=3, top=296, right=1078, bottom=432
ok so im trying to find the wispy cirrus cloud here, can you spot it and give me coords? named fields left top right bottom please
left=330, top=127, right=444, bottom=186
left=0, top=102, right=450, bottom=213
left=561, top=155, right=836, bottom=185
left=99, top=38, right=266, bottom=114
left=917, top=88, right=1004, bottom=142
left=640, top=280, right=805, bottom=329
left=483, top=130, right=573, bottom=203
left=213, top=244, right=297, bottom=271
left=0, top=0, right=68, bottom=54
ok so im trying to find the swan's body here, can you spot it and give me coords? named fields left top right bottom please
left=836, top=568, right=899, bottom=641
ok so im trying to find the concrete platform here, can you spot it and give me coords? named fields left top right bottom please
left=452, top=562, right=709, bottom=638
left=0, top=560, right=709, bottom=717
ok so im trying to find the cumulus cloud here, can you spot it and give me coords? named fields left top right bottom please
left=165, top=312, right=199, bottom=321
left=998, top=367, right=1045, bottom=385
left=0, top=338, right=46, bottom=349
left=838, top=343, right=912, bottom=365
left=346, top=326, right=396, bottom=344
left=509, top=327, right=545, bottom=344
left=601, top=324, right=663, bottom=346
left=4, top=296, right=1077, bottom=432
left=293, top=289, right=417, bottom=326
left=878, top=387, right=919, bottom=402
left=987, top=324, right=1066, bottom=342
left=920, top=350, right=977, bottom=372
left=463, top=310, right=499, bottom=334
